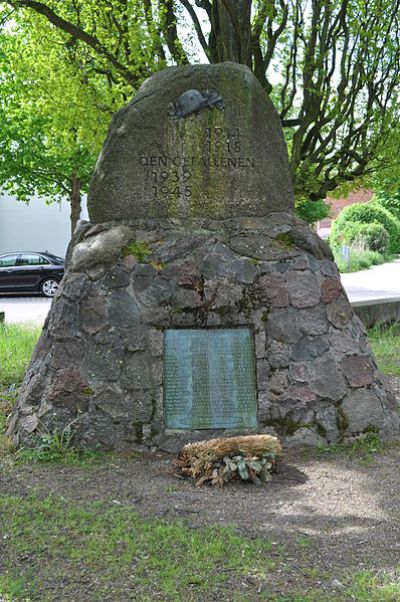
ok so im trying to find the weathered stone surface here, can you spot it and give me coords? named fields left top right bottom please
left=268, top=341, right=291, bottom=369
left=256, top=273, right=289, bottom=307
left=8, top=216, right=398, bottom=450
left=108, top=291, right=141, bottom=327
left=81, top=295, right=108, bottom=334
left=341, top=355, right=375, bottom=387
left=50, top=339, right=86, bottom=371
left=329, top=328, right=361, bottom=355
left=48, top=298, right=81, bottom=339
left=70, top=225, right=133, bottom=272
left=327, top=294, right=353, bottom=328
left=285, top=384, right=316, bottom=403
left=296, top=304, right=329, bottom=336
left=254, top=331, right=266, bottom=358
left=103, top=266, right=130, bottom=289
left=61, top=273, right=91, bottom=302
left=206, top=280, right=243, bottom=310
left=257, top=392, right=272, bottom=422
left=148, top=329, right=164, bottom=357
left=310, top=354, right=347, bottom=401
left=46, top=368, right=90, bottom=412
left=285, top=427, right=326, bottom=447
left=269, top=371, right=289, bottom=395
left=120, top=353, right=152, bottom=390
left=286, top=270, right=321, bottom=308
left=229, top=258, right=259, bottom=283
left=87, top=343, right=123, bottom=382
left=320, top=259, right=340, bottom=277
left=88, top=63, right=294, bottom=222
left=266, top=307, right=302, bottom=343
left=256, top=360, right=270, bottom=390
left=20, top=414, right=39, bottom=434
left=292, top=336, right=330, bottom=362
left=315, top=403, right=340, bottom=442
left=291, top=221, right=333, bottom=260
left=321, top=277, right=342, bottom=303
left=341, top=388, right=387, bottom=434
left=289, top=362, right=309, bottom=383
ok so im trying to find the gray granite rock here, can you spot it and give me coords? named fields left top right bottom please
left=285, top=427, right=326, bottom=448
left=88, top=63, right=294, bottom=222
left=341, top=389, right=388, bottom=435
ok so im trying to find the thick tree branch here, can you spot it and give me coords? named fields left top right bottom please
left=163, top=0, right=189, bottom=64
left=178, top=0, right=211, bottom=61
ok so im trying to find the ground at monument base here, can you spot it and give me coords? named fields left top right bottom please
left=2, top=397, right=400, bottom=601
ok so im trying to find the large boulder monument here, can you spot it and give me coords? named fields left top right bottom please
left=7, top=63, right=400, bottom=451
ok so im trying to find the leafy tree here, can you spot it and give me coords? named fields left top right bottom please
left=1, top=0, right=400, bottom=210
left=294, top=198, right=330, bottom=224
left=372, top=190, right=400, bottom=221
left=0, top=15, right=137, bottom=232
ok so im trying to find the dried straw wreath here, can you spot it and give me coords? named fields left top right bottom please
left=175, top=434, right=283, bottom=487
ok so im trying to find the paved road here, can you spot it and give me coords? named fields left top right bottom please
left=1, top=258, right=399, bottom=326
left=340, top=257, right=400, bottom=303
left=0, top=295, right=52, bottom=325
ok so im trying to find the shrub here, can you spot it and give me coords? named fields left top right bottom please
left=332, top=222, right=390, bottom=253
left=334, top=247, right=386, bottom=273
left=330, top=203, right=400, bottom=253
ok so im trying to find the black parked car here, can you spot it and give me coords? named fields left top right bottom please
left=0, top=251, right=65, bottom=297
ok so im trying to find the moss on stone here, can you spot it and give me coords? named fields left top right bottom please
left=336, top=407, right=348, bottom=433
left=274, top=232, right=295, bottom=248
left=261, top=309, right=271, bottom=322
left=268, top=417, right=311, bottom=435
left=82, top=387, right=94, bottom=396
left=121, top=240, right=151, bottom=261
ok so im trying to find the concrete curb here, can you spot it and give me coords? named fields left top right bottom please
left=351, top=297, right=400, bottom=327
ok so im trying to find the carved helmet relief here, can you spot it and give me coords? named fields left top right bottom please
left=168, top=89, right=225, bottom=119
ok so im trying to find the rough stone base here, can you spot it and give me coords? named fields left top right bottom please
left=7, top=213, right=400, bottom=450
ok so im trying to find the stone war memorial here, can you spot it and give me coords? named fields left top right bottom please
left=7, top=62, right=400, bottom=451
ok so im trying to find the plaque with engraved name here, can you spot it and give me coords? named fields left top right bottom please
left=164, top=329, right=257, bottom=429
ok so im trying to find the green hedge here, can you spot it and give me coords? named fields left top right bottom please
left=330, top=203, right=400, bottom=253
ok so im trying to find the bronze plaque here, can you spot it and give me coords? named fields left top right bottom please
left=164, top=328, right=257, bottom=429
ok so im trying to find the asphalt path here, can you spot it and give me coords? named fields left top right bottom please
left=340, top=257, right=400, bottom=303
left=1, top=258, right=399, bottom=326
left=0, top=294, right=52, bottom=325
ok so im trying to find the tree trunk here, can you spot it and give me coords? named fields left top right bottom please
left=70, top=174, right=82, bottom=235
left=210, top=1, right=252, bottom=66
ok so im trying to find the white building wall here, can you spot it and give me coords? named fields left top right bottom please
left=0, top=194, right=88, bottom=257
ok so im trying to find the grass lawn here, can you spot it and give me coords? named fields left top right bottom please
left=369, top=322, right=400, bottom=376
left=0, top=323, right=41, bottom=386
left=0, top=323, right=400, bottom=601
left=0, top=493, right=277, bottom=601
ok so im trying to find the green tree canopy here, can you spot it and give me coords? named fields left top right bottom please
left=0, top=12, right=137, bottom=231
left=1, top=0, right=400, bottom=217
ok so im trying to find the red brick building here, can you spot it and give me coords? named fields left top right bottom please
left=317, top=190, right=373, bottom=238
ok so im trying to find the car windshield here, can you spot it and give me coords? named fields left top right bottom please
left=41, top=253, right=64, bottom=265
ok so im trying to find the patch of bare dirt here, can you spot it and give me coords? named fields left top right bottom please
left=2, top=442, right=400, bottom=591
left=2, top=377, right=400, bottom=600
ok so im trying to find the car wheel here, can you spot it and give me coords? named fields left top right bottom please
left=41, top=278, right=59, bottom=298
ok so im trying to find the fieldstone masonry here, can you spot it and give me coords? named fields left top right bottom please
left=7, top=63, right=399, bottom=450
